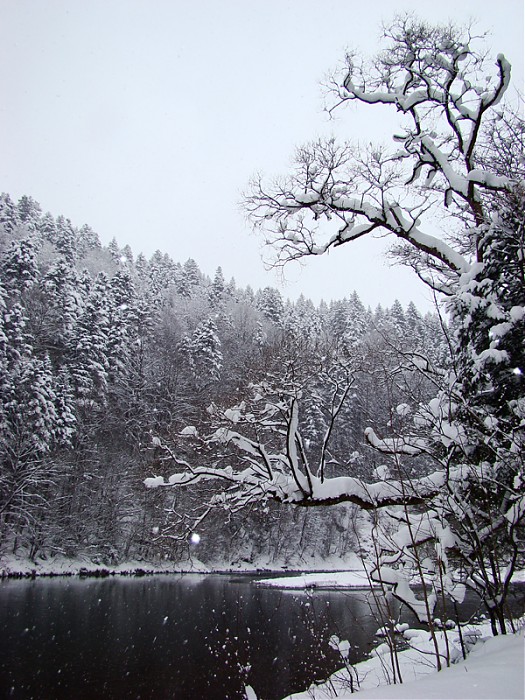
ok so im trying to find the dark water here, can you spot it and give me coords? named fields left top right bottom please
left=0, top=573, right=522, bottom=700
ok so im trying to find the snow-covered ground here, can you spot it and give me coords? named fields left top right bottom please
left=353, top=632, right=524, bottom=699
left=285, top=622, right=525, bottom=699
left=0, top=551, right=365, bottom=578
left=257, top=569, right=379, bottom=589
left=0, top=553, right=211, bottom=577
left=258, top=567, right=525, bottom=591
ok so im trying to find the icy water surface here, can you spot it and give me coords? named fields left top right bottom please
left=0, top=573, right=522, bottom=699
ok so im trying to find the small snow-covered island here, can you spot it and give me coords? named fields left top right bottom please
left=1, top=11, right=524, bottom=700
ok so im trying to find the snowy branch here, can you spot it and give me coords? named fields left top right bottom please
left=245, top=17, right=515, bottom=277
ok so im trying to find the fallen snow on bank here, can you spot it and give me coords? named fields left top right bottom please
left=351, top=631, right=525, bottom=699
left=257, top=570, right=379, bottom=589
left=0, top=554, right=210, bottom=578
left=286, top=622, right=524, bottom=700
left=1, top=551, right=365, bottom=578
left=258, top=567, right=525, bottom=591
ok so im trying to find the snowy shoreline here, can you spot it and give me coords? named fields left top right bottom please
left=285, top=624, right=525, bottom=700
left=0, top=553, right=369, bottom=581
left=3, top=555, right=525, bottom=588
left=256, top=569, right=380, bottom=589
left=0, top=549, right=373, bottom=580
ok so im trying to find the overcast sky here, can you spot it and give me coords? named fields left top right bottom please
left=1, top=1, right=523, bottom=311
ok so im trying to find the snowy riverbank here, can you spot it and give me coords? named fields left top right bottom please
left=0, top=551, right=366, bottom=579
left=0, top=553, right=212, bottom=578
left=3, top=553, right=525, bottom=589
left=284, top=621, right=524, bottom=699
left=257, top=569, right=379, bottom=589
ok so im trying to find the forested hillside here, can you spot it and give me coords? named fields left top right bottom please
left=0, top=193, right=446, bottom=568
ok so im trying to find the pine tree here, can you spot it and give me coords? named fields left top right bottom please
left=1, top=237, right=39, bottom=292
left=70, top=273, right=111, bottom=405
left=183, top=318, right=223, bottom=382
left=134, top=253, right=149, bottom=284
left=17, top=196, right=42, bottom=232
left=40, top=257, right=82, bottom=365
left=405, top=301, right=423, bottom=340
left=452, top=187, right=525, bottom=424
left=183, top=258, right=201, bottom=288
left=173, top=262, right=191, bottom=297
left=389, top=299, right=407, bottom=338
left=37, top=212, right=57, bottom=245
left=329, top=299, right=349, bottom=342
left=256, top=287, right=284, bottom=325
left=107, top=237, right=121, bottom=262
left=0, top=193, right=19, bottom=234
left=345, top=292, right=367, bottom=348
left=0, top=282, right=75, bottom=531
left=77, top=224, right=101, bottom=254
left=107, top=269, right=139, bottom=381
left=55, top=216, right=78, bottom=263
left=208, top=266, right=225, bottom=308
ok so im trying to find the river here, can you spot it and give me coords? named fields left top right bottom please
left=0, top=573, right=522, bottom=699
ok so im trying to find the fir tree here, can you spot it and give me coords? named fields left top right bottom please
left=0, top=193, right=19, bottom=234
left=17, top=196, right=42, bottom=231
left=1, top=237, right=39, bottom=292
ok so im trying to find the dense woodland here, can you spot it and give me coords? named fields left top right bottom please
left=0, top=192, right=446, bottom=567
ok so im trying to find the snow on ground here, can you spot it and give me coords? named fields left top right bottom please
left=285, top=621, right=525, bottom=700
left=257, top=569, right=379, bottom=589
left=351, top=632, right=525, bottom=699
left=0, top=553, right=210, bottom=577
left=258, top=567, right=525, bottom=591
left=0, top=551, right=365, bottom=578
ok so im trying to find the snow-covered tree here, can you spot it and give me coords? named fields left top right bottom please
left=55, top=216, right=78, bottom=263
left=70, top=272, right=111, bottom=405
left=256, top=286, right=284, bottom=326
left=1, top=237, right=39, bottom=292
left=0, top=279, right=75, bottom=536
left=40, top=257, right=82, bottom=363
left=182, top=257, right=202, bottom=290
left=37, top=212, right=58, bottom=245
left=17, top=195, right=42, bottom=232
left=0, top=193, right=19, bottom=234
left=208, top=266, right=225, bottom=308
left=147, top=18, right=524, bottom=635
left=77, top=224, right=101, bottom=254
left=179, top=317, right=223, bottom=384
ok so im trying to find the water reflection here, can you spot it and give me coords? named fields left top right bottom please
left=0, top=573, right=518, bottom=700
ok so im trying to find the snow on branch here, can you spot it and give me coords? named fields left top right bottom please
left=245, top=18, right=516, bottom=277
left=145, top=457, right=449, bottom=511
left=145, top=390, right=453, bottom=512
left=364, top=427, right=428, bottom=456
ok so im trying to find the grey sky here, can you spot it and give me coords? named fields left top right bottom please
left=1, top=0, right=523, bottom=311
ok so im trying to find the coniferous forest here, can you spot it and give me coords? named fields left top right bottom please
left=0, top=192, right=446, bottom=569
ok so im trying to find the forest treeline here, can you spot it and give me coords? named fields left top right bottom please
left=0, top=193, right=447, bottom=567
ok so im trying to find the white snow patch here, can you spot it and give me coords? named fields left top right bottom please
left=256, top=569, right=380, bottom=590
left=396, top=403, right=411, bottom=416
left=180, top=425, right=198, bottom=437
left=286, top=624, right=525, bottom=699
left=510, top=306, right=525, bottom=322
